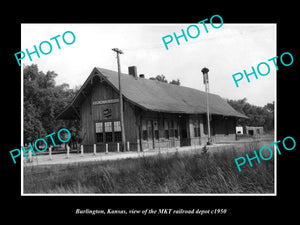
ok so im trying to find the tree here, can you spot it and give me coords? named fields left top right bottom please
left=264, top=102, right=274, bottom=113
left=23, top=64, right=79, bottom=145
left=23, top=101, right=45, bottom=144
left=23, top=64, right=45, bottom=143
left=149, top=74, right=168, bottom=83
left=263, top=101, right=274, bottom=131
left=149, top=74, right=181, bottom=85
left=169, top=79, right=181, bottom=86
left=227, top=98, right=274, bottom=132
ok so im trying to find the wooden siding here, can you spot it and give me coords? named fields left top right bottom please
left=81, top=93, right=93, bottom=145
left=139, top=111, right=184, bottom=150
left=81, top=81, right=120, bottom=145
left=80, top=79, right=138, bottom=147
left=201, top=115, right=237, bottom=143
left=80, top=77, right=237, bottom=150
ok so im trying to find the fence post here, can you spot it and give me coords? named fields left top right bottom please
left=127, top=141, right=130, bottom=152
left=49, top=146, right=52, bottom=160
left=66, top=145, right=70, bottom=159
left=81, top=145, right=84, bottom=156
left=93, top=144, right=96, bottom=156
left=105, top=143, right=108, bottom=154
left=29, top=148, right=32, bottom=163
left=117, top=143, right=120, bottom=153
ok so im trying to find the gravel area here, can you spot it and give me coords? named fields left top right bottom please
left=23, top=143, right=236, bottom=167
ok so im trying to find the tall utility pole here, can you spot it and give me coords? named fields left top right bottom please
left=112, top=48, right=126, bottom=151
left=201, top=67, right=212, bottom=145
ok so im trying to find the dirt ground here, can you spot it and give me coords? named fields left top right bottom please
left=22, top=143, right=236, bottom=167
left=23, top=136, right=274, bottom=167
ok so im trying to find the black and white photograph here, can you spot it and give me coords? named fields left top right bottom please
left=20, top=23, right=276, bottom=195
left=4, top=6, right=298, bottom=220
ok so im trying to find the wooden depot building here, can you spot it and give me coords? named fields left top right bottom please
left=57, top=66, right=247, bottom=152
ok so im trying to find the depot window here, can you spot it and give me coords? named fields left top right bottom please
left=153, top=121, right=159, bottom=140
left=164, top=120, right=169, bottom=139
left=142, top=120, right=147, bottom=140
left=104, top=122, right=113, bottom=142
left=114, top=121, right=122, bottom=142
left=95, top=122, right=104, bottom=143
left=95, top=121, right=122, bottom=143
left=193, top=119, right=200, bottom=137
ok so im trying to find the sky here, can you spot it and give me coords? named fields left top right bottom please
left=21, top=23, right=276, bottom=106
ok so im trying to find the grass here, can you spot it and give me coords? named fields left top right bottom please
left=23, top=143, right=274, bottom=194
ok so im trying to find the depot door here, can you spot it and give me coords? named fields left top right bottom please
left=179, top=116, right=190, bottom=146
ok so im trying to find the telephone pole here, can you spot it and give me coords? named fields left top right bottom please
left=112, top=48, right=126, bottom=151
left=201, top=67, right=212, bottom=145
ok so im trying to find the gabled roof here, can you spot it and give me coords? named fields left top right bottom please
left=57, top=67, right=247, bottom=120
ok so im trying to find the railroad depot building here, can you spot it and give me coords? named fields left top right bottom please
left=57, top=67, right=247, bottom=152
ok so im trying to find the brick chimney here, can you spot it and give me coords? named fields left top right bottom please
left=128, top=66, right=137, bottom=79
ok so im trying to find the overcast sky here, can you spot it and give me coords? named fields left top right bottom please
left=21, top=23, right=276, bottom=106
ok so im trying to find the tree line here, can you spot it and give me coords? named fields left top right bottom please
left=23, top=64, right=80, bottom=147
left=149, top=74, right=181, bottom=85
left=227, top=98, right=274, bottom=132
